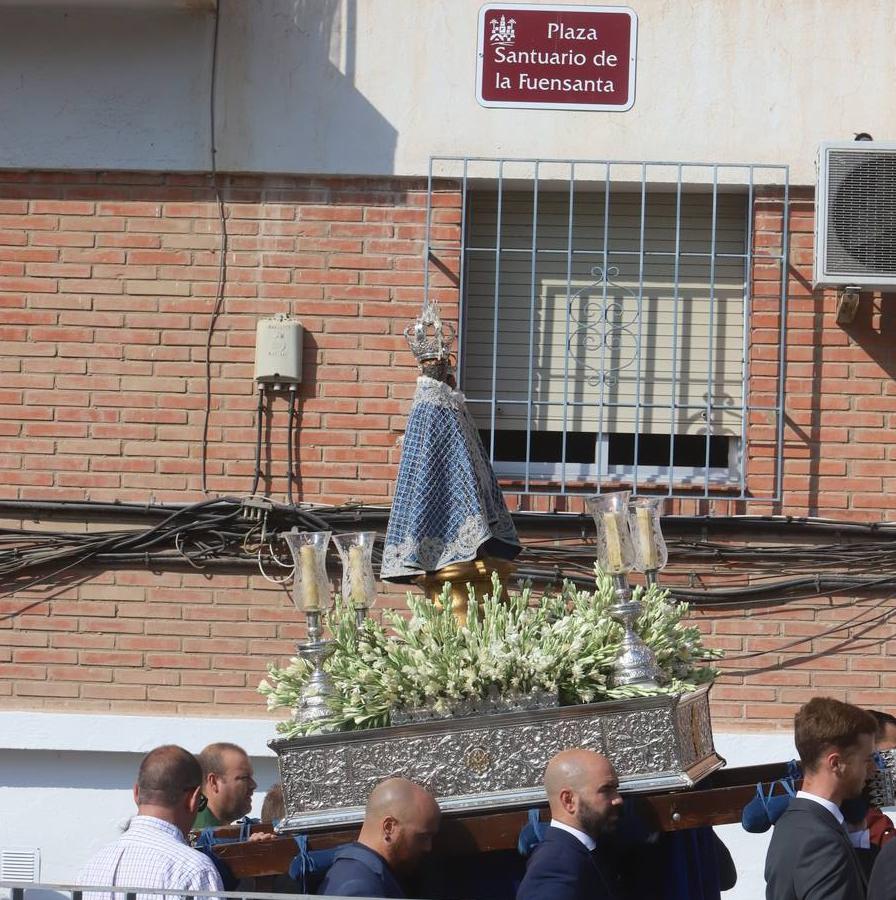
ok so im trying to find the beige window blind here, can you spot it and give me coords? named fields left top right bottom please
left=462, top=189, right=748, bottom=437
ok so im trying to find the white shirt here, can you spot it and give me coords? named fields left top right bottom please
left=550, top=819, right=597, bottom=851
left=77, top=815, right=223, bottom=900
left=796, top=790, right=870, bottom=849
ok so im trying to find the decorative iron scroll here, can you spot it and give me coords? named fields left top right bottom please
left=567, top=266, right=640, bottom=387
left=272, top=686, right=724, bottom=832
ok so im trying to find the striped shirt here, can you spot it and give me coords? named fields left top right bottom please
left=77, top=815, right=223, bottom=900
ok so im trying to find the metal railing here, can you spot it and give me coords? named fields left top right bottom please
left=0, top=883, right=388, bottom=900
left=423, top=156, right=790, bottom=502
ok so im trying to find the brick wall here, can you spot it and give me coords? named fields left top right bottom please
left=0, top=171, right=461, bottom=503
left=0, top=170, right=460, bottom=717
left=749, top=185, right=896, bottom=519
left=2, top=170, right=896, bottom=730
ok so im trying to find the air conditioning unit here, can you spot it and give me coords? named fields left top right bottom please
left=814, top=140, right=896, bottom=289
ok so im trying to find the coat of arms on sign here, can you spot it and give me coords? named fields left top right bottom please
left=489, top=15, right=516, bottom=45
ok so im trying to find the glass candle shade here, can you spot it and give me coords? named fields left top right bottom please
left=333, top=531, right=377, bottom=609
left=628, top=497, right=668, bottom=573
left=283, top=529, right=332, bottom=612
left=586, top=491, right=635, bottom=576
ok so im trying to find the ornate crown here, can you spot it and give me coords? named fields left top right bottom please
left=404, top=299, right=456, bottom=363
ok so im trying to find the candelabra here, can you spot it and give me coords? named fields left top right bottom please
left=629, top=496, right=669, bottom=590
left=333, top=531, right=377, bottom=626
left=587, top=491, right=660, bottom=688
left=283, top=529, right=337, bottom=730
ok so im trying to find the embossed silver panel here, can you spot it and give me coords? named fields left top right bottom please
left=271, top=686, right=723, bottom=833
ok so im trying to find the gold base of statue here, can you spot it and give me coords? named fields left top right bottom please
left=415, top=556, right=518, bottom=625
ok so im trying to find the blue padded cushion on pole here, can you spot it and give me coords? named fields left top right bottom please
left=287, top=835, right=341, bottom=893
left=517, top=808, right=549, bottom=857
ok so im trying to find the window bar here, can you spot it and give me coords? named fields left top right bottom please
left=488, top=161, right=505, bottom=461
left=464, top=245, right=748, bottom=261
left=740, top=166, right=756, bottom=498
left=703, top=166, right=720, bottom=497
left=423, top=156, right=433, bottom=305
left=632, top=164, right=648, bottom=493
left=775, top=170, right=791, bottom=502
left=524, top=162, right=541, bottom=492
left=455, top=158, right=470, bottom=378
left=596, top=164, right=612, bottom=491
left=667, top=164, right=684, bottom=497
left=561, top=162, right=576, bottom=496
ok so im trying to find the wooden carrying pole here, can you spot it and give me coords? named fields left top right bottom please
left=214, top=761, right=789, bottom=877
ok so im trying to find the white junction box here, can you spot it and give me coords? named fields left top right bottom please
left=254, top=315, right=304, bottom=385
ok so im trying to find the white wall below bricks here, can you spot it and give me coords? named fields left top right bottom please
left=1, top=710, right=794, bottom=898
left=0, top=712, right=280, bottom=886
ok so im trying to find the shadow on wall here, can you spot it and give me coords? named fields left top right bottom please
left=0, top=0, right=397, bottom=175
left=785, top=270, right=896, bottom=518
left=217, top=0, right=398, bottom=176
left=0, top=4, right=214, bottom=170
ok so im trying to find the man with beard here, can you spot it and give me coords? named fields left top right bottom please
left=319, top=778, right=441, bottom=898
left=516, top=748, right=624, bottom=900
left=765, top=697, right=878, bottom=900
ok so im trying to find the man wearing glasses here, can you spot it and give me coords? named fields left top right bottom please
left=78, top=745, right=223, bottom=900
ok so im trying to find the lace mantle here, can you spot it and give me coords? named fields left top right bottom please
left=381, top=376, right=520, bottom=581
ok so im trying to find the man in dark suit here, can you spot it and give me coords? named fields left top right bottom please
left=517, top=748, right=624, bottom=900
left=868, top=835, right=896, bottom=900
left=765, top=696, right=878, bottom=900
left=319, top=777, right=441, bottom=898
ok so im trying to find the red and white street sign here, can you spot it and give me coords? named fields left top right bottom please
left=476, top=3, right=637, bottom=111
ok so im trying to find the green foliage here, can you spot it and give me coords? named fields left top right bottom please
left=258, top=569, right=722, bottom=738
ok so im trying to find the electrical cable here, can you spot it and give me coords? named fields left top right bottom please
left=715, top=596, right=894, bottom=663
left=200, top=0, right=229, bottom=493
left=249, top=386, right=265, bottom=497
left=8, top=503, right=896, bottom=614
left=718, top=602, right=896, bottom=678
left=286, top=387, right=297, bottom=506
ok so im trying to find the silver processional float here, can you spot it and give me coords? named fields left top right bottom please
left=263, top=296, right=724, bottom=833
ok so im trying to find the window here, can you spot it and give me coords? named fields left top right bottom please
left=455, top=175, right=758, bottom=496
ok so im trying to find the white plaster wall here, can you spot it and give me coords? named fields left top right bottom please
left=0, top=1, right=214, bottom=172
left=0, top=0, right=894, bottom=183
left=1, top=711, right=792, bottom=898
left=0, top=712, right=279, bottom=886
left=713, top=731, right=795, bottom=900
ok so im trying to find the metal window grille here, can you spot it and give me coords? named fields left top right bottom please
left=423, top=157, right=789, bottom=502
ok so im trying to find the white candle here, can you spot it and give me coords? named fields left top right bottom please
left=637, top=506, right=658, bottom=570
left=299, top=544, right=320, bottom=611
left=603, top=512, right=624, bottom=573
left=348, top=544, right=367, bottom=607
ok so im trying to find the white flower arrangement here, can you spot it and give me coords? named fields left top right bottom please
left=259, top=569, right=721, bottom=739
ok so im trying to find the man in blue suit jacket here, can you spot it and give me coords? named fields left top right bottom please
left=517, top=749, right=624, bottom=900
left=319, top=777, right=441, bottom=898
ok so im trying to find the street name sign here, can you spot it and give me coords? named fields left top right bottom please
left=476, top=3, right=637, bottom=111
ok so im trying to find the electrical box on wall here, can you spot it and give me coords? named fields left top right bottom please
left=814, top=140, right=896, bottom=289
left=254, top=315, right=304, bottom=385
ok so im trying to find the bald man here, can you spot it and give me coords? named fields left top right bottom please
left=517, top=749, right=624, bottom=900
left=319, top=777, right=441, bottom=898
